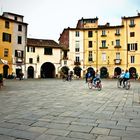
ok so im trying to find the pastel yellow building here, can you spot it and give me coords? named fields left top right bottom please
left=59, top=13, right=140, bottom=78
left=0, top=15, right=13, bottom=77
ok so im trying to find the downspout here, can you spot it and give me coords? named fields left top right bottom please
left=126, top=19, right=128, bottom=68
left=96, top=29, right=98, bottom=70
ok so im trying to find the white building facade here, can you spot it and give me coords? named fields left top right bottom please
left=25, top=38, right=61, bottom=79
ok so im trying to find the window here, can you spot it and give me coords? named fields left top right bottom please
left=130, top=19, right=134, bottom=25
left=27, top=46, right=35, bottom=52
left=75, top=56, right=80, bottom=62
left=44, top=48, right=52, bottom=55
left=75, top=31, right=79, bottom=37
left=116, top=52, right=120, bottom=59
left=18, top=36, right=22, bottom=44
left=102, top=40, right=106, bottom=47
left=75, top=41, right=80, bottom=52
left=2, top=33, right=11, bottom=42
left=29, top=58, right=33, bottom=64
left=88, top=41, right=92, bottom=48
left=116, top=29, right=120, bottom=35
left=18, top=25, right=22, bottom=31
left=5, top=21, right=10, bottom=28
left=130, top=56, right=135, bottom=63
left=116, top=39, right=120, bottom=46
left=88, top=31, right=93, bottom=37
left=4, top=48, right=9, bottom=57
left=64, top=60, right=67, bottom=65
left=127, top=43, right=137, bottom=51
left=102, top=30, right=106, bottom=36
left=15, top=16, right=17, bottom=21
left=130, top=32, right=135, bottom=37
left=88, top=51, right=93, bottom=61
left=102, top=53, right=106, bottom=61
left=15, top=50, right=23, bottom=58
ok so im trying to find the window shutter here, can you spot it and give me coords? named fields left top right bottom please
left=135, top=43, right=137, bottom=51
left=21, top=51, right=23, bottom=57
left=127, top=44, right=130, bottom=51
left=33, top=47, right=35, bottom=52
left=15, top=50, right=18, bottom=57
left=27, top=46, right=29, bottom=52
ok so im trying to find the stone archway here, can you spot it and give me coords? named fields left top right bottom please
left=61, top=66, right=69, bottom=75
left=27, top=66, right=34, bottom=78
left=114, top=67, right=121, bottom=78
left=100, top=67, right=108, bottom=78
left=129, top=67, right=136, bottom=79
left=41, top=62, right=55, bottom=78
left=87, top=67, right=95, bottom=78
left=3, top=65, right=9, bottom=78
left=73, top=66, right=82, bottom=78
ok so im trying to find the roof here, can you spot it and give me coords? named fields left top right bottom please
left=122, top=14, right=140, bottom=19
left=0, top=16, right=28, bottom=25
left=27, top=38, right=61, bottom=48
left=2, top=12, right=24, bottom=18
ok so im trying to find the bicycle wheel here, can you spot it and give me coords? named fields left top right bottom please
left=125, top=81, right=130, bottom=90
left=117, top=79, right=121, bottom=88
left=97, top=83, right=102, bottom=91
left=88, top=81, right=92, bottom=89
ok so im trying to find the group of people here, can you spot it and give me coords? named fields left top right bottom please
left=119, top=69, right=130, bottom=87
left=85, top=69, right=131, bottom=88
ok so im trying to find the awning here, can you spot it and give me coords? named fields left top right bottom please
left=0, top=59, right=8, bottom=64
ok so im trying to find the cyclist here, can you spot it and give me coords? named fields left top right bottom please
left=123, top=69, right=130, bottom=87
left=93, top=70, right=101, bottom=85
left=119, top=70, right=125, bottom=86
left=86, top=71, right=92, bottom=83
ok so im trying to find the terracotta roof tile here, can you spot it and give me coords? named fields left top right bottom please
left=27, top=38, right=61, bottom=48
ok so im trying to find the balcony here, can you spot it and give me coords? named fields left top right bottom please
left=114, top=59, right=122, bottom=65
left=129, top=24, right=135, bottom=27
left=99, top=46, right=108, bottom=49
left=16, top=57, right=23, bottom=63
left=74, top=61, right=81, bottom=65
left=114, top=45, right=121, bottom=48
left=115, top=33, right=120, bottom=36
left=101, top=35, right=107, bottom=37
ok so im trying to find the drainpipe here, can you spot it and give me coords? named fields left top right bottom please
left=126, top=19, right=128, bottom=68
left=96, top=30, right=98, bottom=70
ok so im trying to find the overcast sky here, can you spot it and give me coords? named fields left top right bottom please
left=0, top=0, right=139, bottom=42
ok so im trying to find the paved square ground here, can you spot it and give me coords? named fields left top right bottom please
left=0, top=79, right=140, bottom=140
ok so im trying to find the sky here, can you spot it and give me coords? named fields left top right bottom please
left=0, top=0, right=140, bottom=42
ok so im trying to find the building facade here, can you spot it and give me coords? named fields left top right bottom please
left=0, top=12, right=28, bottom=78
left=59, top=13, right=140, bottom=78
left=0, top=14, right=13, bottom=77
left=26, top=38, right=61, bottom=79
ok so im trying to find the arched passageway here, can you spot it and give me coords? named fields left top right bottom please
left=114, top=67, right=121, bottom=78
left=41, top=62, right=55, bottom=78
left=3, top=65, right=9, bottom=78
left=129, top=67, right=137, bottom=79
left=27, top=66, right=34, bottom=78
left=100, top=67, right=108, bottom=78
left=87, top=67, right=95, bottom=78
left=73, top=66, right=82, bottom=78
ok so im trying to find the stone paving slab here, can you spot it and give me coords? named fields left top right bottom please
left=0, top=79, right=140, bottom=140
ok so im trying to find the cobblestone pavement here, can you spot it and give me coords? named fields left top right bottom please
left=0, top=79, right=140, bottom=140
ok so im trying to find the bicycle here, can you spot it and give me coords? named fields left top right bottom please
left=117, top=78, right=130, bottom=90
left=87, top=78, right=102, bottom=91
